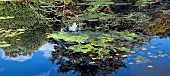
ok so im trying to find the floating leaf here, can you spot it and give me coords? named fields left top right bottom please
left=129, top=62, right=134, bottom=64
left=122, top=55, right=128, bottom=58
left=108, top=56, right=113, bottom=58
left=0, top=16, right=15, bottom=19
left=141, top=47, right=147, bottom=50
left=130, top=51, right=136, bottom=54
left=147, top=52, right=152, bottom=54
left=0, top=44, right=11, bottom=47
left=150, top=46, right=156, bottom=48
left=135, top=56, right=151, bottom=64
left=147, top=65, right=154, bottom=68
left=47, top=32, right=89, bottom=42
left=17, top=29, right=26, bottom=31
left=92, top=57, right=97, bottom=60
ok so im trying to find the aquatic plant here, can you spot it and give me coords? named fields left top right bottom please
left=1, top=23, right=48, bottom=51
left=0, top=1, right=44, bottom=28
left=48, top=31, right=154, bottom=75
left=48, top=31, right=151, bottom=60
left=0, top=28, right=26, bottom=47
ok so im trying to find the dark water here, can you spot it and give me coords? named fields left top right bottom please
left=0, top=38, right=170, bottom=76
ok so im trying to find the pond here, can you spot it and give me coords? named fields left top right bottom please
left=0, top=0, right=170, bottom=76
left=0, top=37, right=170, bottom=76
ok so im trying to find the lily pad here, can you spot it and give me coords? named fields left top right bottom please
left=147, top=65, right=154, bottom=68
left=0, top=44, right=11, bottom=47
left=0, top=16, right=15, bottom=19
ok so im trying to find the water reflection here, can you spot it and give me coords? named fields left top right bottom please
left=50, top=49, right=126, bottom=76
left=0, top=37, right=170, bottom=76
left=0, top=1, right=170, bottom=76
left=38, top=43, right=55, bottom=58
left=46, top=32, right=150, bottom=76
left=0, top=48, right=32, bottom=62
left=0, top=27, right=48, bottom=60
left=113, top=37, right=170, bottom=76
left=46, top=31, right=170, bottom=76
left=0, top=5, right=53, bottom=60
left=0, top=43, right=54, bottom=62
left=47, top=37, right=170, bottom=76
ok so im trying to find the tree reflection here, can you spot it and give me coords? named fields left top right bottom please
left=0, top=2, right=49, bottom=58
left=1, top=23, right=49, bottom=58
left=4, top=49, right=32, bottom=58
left=50, top=46, right=126, bottom=76
left=48, top=32, right=152, bottom=76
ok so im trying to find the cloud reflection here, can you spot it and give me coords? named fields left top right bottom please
left=0, top=43, right=54, bottom=62
left=0, top=49, right=32, bottom=62
left=38, top=43, right=55, bottom=58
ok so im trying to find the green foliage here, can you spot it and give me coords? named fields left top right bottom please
left=0, top=16, right=14, bottom=19
left=48, top=31, right=149, bottom=59
left=135, top=56, right=151, bottom=64
left=79, top=0, right=114, bottom=6
left=31, top=0, right=170, bottom=35
left=55, top=0, right=72, bottom=4
left=48, top=32, right=89, bottom=42
left=31, top=0, right=117, bottom=27
left=0, top=28, right=26, bottom=47
left=0, top=43, right=11, bottom=47
left=136, top=0, right=159, bottom=5
left=2, top=24, right=48, bottom=52
left=0, top=2, right=44, bottom=28
left=68, top=44, right=94, bottom=53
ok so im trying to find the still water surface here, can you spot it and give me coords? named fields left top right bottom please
left=0, top=38, right=170, bottom=76
left=1, top=1, right=170, bottom=76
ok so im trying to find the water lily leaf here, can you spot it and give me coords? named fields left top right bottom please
left=150, top=46, right=156, bottom=48
left=149, top=55, right=158, bottom=58
left=108, top=56, right=113, bottom=58
left=135, top=56, right=151, bottom=64
left=117, top=47, right=131, bottom=52
left=141, top=47, right=147, bottom=50
left=92, top=57, right=97, bottom=60
left=129, top=62, right=134, bottom=64
left=47, top=32, right=89, bottom=42
left=122, top=55, right=128, bottom=58
left=48, top=31, right=150, bottom=59
left=0, top=44, right=11, bottom=47
left=55, top=0, right=72, bottom=4
left=147, top=52, right=152, bottom=54
left=17, top=29, right=26, bottom=31
left=68, top=44, right=94, bottom=53
left=147, top=65, right=154, bottom=68
left=130, top=51, right=136, bottom=54
left=0, top=16, right=15, bottom=19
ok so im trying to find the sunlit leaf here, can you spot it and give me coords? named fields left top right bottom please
left=147, top=65, right=154, bottom=68
left=17, top=29, right=26, bottom=31
left=0, top=44, right=11, bottom=47
left=141, top=47, right=147, bottom=50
